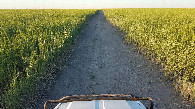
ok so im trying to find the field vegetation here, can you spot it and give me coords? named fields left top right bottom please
left=0, top=9, right=96, bottom=108
left=1, top=8, right=194, bottom=108
left=103, top=9, right=195, bottom=102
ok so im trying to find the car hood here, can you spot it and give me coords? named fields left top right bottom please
left=54, top=100, right=146, bottom=109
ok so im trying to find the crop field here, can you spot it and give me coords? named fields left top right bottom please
left=1, top=8, right=195, bottom=108
left=0, top=9, right=96, bottom=108
left=103, top=9, right=195, bottom=101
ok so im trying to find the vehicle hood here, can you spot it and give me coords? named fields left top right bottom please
left=54, top=100, right=146, bottom=109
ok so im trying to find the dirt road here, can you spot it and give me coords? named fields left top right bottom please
left=33, top=11, right=193, bottom=109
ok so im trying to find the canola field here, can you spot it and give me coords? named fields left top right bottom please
left=1, top=9, right=195, bottom=108
left=0, top=9, right=96, bottom=108
left=103, top=9, right=195, bottom=101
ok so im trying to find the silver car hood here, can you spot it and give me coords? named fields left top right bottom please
left=54, top=100, right=146, bottom=109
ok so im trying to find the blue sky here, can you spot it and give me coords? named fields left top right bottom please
left=0, top=0, right=195, bottom=9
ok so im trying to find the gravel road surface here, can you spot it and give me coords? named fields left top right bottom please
left=33, top=11, right=194, bottom=109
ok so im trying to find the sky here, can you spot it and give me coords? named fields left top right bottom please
left=0, top=0, right=195, bottom=9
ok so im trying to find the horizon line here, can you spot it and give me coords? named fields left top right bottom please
left=0, top=7, right=195, bottom=9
